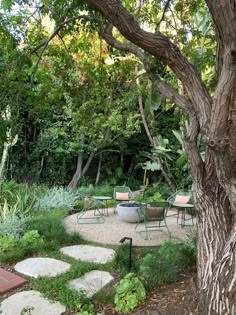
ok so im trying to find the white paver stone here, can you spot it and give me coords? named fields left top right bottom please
left=69, top=270, right=114, bottom=297
left=0, top=290, right=66, bottom=315
left=14, top=257, right=71, bottom=278
left=60, top=245, right=115, bottom=264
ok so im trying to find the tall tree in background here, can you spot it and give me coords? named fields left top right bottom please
left=85, top=0, right=236, bottom=314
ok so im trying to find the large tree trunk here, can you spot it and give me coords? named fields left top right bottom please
left=192, top=181, right=235, bottom=315
left=68, top=152, right=95, bottom=188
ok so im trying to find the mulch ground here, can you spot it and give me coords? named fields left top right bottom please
left=97, top=269, right=199, bottom=315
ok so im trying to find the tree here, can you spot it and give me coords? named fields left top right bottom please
left=83, top=1, right=235, bottom=314
left=3, top=0, right=235, bottom=311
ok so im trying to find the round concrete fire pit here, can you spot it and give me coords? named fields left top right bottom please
left=116, top=202, right=146, bottom=223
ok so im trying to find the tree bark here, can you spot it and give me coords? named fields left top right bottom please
left=68, top=152, right=95, bottom=188
left=95, top=153, right=102, bottom=185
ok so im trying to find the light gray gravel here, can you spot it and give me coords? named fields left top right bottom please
left=64, top=208, right=195, bottom=247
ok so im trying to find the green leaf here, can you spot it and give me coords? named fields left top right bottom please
left=172, top=130, right=183, bottom=144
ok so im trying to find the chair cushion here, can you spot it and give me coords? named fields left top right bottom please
left=116, top=192, right=129, bottom=200
left=145, top=207, right=164, bottom=219
left=174, top=195, right=190, bottom=204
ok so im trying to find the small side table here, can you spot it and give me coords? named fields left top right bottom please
left=172, top=203, right=195, bottom=228
left=93, top=196, right=112, bottom=216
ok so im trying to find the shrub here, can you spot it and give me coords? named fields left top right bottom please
left=0, top=230, right=44, bottom=261
left=177, top=229, right=197, bottom=268
left=33, top=187, right=80, bottom=211
left=113, top=244, right=131, bottom=272
left=0, top=215, right=29, bottom=238
left=114, top=273, right=146, bottom=313
left=25, top=209, right=81, bottom=245
left=139, top=238, right=197, bottom=288
left=145, top=192, right=164, bottom=203
left=139, top=240, right=183, bottom=287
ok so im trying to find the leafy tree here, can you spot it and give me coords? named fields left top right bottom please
left=79, top=1, right=236, bottom=313
left=14, top=0, right=234, bottom=313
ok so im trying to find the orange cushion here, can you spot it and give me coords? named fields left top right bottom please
left=116, top=192, right=129, bottom=200
left=175, top=195, right=190, bottom=204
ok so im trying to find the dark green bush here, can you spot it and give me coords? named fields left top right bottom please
left=139, top=238, right=196, bottom=288
left=113, top=244, right=131, bottom=273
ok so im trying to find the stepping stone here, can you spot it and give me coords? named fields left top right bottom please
left=0, top=290, right=66, bottom=315
left=0, top=268, right=27, bottom=293
left=69, top=270, right=114, bottom=297
left=60, top=245, right=115, bottom=264
left=14, top=257, right=71, bottom=278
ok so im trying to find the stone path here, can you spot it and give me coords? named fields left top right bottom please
left=14, top=257, right=71, bottom=278
left=60, top=245, right=115, bottom=263
left=69, top=270, right=114, bottom=298
left=1, top=245, right=116, bottom=314
left=0, top=290, right=66, bottom=315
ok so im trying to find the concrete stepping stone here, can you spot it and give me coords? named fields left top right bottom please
left=69, top=270, right=114, bottom=297
left=14, top=257, right=71, bottom=278
left=0, top=290, right=66, bottom=315
left=0, top=268, right=27, bottom=293
left=60, top=245, right=115, bottom=264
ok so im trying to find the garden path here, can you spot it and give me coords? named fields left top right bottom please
left=0, top=245, right=116, bottom=314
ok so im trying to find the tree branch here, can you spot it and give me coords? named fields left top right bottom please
left=205, top=0, right=236, bottom=47
left=88, top=0, right=212, bottom=136
left=155, top=0, right=171, bottom=31
left=100, top=24, right=193, bottom=114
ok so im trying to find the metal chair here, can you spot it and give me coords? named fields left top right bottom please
left=167, top=190, right=195, bottom=226
left=77, top=193, right=105, bottom=224
left=135, top=201, right=170, bottom=240
left=113, top=186, right=133, bottom=212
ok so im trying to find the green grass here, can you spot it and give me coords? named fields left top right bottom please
left=24, top=249, right=117, bottom=312
left=26, top=209, right=82, bottom=245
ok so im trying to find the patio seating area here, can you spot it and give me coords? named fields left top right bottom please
left=64, top=207, right=196, bottom=247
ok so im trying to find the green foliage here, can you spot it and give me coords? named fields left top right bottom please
left=73, top=292, right=96, bottom=315
left=95, top=286, right=115, bottom=305
left=139, top=238, right=197, bottom=288
left=20, top=307, right=34, bottom=315
left=140, top=240, right=181, bottom=287
left=0, top=208, right=81, bottom=262
left=27, top=256, right=98, bottom=312
left=145, top=192, right=164, bottom=203
left=113, top=244, right=131, bottom=273
left=0, top=181, right=43, bottom=215
left=74, top=301, right=96, bottom=315
left=114, top=273, right=146, bottom=313
left=0, top=233, right=15, bottom=252
left=25, top=209, right=81, bottom=247
left=0, top=229, right=44, bottom=261
left=143, top=182, right=172, bottom=200
left=176, top=229, right=197, bottom=268
left=33, top=187, right=80, bottom=211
